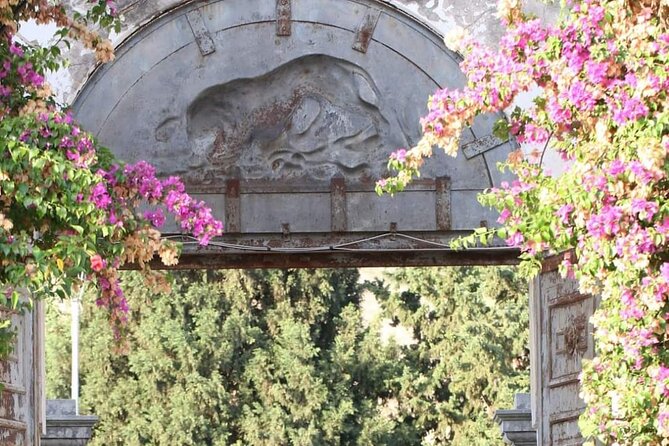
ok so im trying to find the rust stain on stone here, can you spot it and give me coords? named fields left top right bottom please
left=330, top=177, right=347, bottom=232
left=225, top=178, right=241, bottom=233
left=435, top=177, right=451, bottom=231
left=0, top=390, right=17, bottom=420
left=207, top=87, right=310, bottom=169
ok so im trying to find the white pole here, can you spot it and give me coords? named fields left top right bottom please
left=71, top=295, right=79, bottom=415
left=71, top=280, right=85, bottom=415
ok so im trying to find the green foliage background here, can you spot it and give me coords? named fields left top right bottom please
left=46, top=267, right=528, bottom=445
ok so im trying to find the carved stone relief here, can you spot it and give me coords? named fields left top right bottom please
left=557, top=314, right=588, bottom=358
left=181, top=55, right=410, bottom=183
left=550, top=299, right=592, bottom=384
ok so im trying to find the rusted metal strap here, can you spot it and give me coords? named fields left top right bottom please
left=435, top=177, right=451, bottom=231
left=330, top=177, right=347, bottom=232
left=462, top=134, right=508, bottom=159
left=353, top=8, right=381, bottom=53
left=162, top=248, right=521, bottom=270
left=225, top=179, right=241, bottom=233
left=186, top=8, right=216, bottom=56
left=352, top=9, right=381, bottom=53
left=281, top=223, right=291, bottom=240
left=541, top=250, right=576, bottom=273
left=276, top=0, right=292, bottom=36
left=389, top=222, right=398, bottom=240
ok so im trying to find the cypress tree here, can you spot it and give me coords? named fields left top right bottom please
left=371, top=266, right=529, bottom=445
left=45, top=266, right=528, bottom=445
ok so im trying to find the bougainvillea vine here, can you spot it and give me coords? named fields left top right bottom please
left=0, top=1, right=222, bottom=353
left=379, top=0, right=669, bottom=443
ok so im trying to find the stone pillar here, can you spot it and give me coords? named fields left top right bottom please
left=530, top=255, right=597, bottom=445
left=494, top=393, right=537, bottom=446
left=41, top=400, right=97, bottom=446
left=0, top=300, right=44, bottom=446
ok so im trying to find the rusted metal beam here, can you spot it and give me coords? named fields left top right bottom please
left=135, top=231, right=519, bottom=270
left=159, top=231, right=511, bottom=252
left=330, top=177, right=347, bottom=232
left=352, top=9, right=381, bottom=53
left=186, top=8, right=216, bottom=56
left=276, top=0, right=292, bottom=36
left=151, top=248, right=520, bottom=270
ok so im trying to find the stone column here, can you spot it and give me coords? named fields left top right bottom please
left=530, top=255, right=597, bottom=445
left=494, top=393, right=537, bottom=446
left=41, top=400, right=97, bottom=446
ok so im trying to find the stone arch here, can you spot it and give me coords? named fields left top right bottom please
left=72, top=0, right=518, bottom=267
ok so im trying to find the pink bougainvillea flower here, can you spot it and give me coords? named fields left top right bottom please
left=90, top=254, right=105, bottom=272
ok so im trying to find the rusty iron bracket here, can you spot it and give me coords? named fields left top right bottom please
left=225, top=179, right=241, bottom=233
left=352, top=8, right=381, bottom=53
left=186, top=8, right=216, bottom=56
left=435, top=177, right=451, bottom=231
left=462, top=134, right=508, bottom=159
left=389, top=222, right=398, bottom=240
left=276, top=0, right=292, bottom=36
left=330, top=177, right=347, bottom=233
left=281, top=223, right=291, bottom=240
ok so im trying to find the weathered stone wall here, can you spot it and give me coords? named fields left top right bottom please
left=53, top=0, right=558, bottom=104
left=41, top=0, right=561, bottom=180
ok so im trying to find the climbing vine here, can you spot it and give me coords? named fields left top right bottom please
left=0, top=0, right=222, bottom=356
left=379, top=0, right=669, bottom=443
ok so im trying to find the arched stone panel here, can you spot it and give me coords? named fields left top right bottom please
left=73, top=0, right=518, bottom=267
